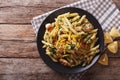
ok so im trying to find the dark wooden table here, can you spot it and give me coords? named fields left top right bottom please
left=0, top=0, right=120, bottom=80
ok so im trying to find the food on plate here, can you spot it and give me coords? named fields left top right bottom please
left=107, top=41, right=118, bottom=54
left=98, top=53, right=108, bottom=65
left=109, top=27, right=120, bottom=38
left=42, top=12, right=100, bottom=67
left=104, top=32, right=113, bottom=44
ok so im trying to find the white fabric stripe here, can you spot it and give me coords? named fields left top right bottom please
left=101, top=7, right=116, bottom=26
left=108, top=13, right=120, bottom=30
left=96, top=0, right=109, bottom=16
left=118, top=15, right=120, bottom=31
left=91, top=0, right=105, bottom=15
left=98, top=1, right=112, bottom=19
left=91, top=0, right=100, bottom=9
left=99, top=4, right=116, bottom=24
left=102, top=9, right=119, bottom=30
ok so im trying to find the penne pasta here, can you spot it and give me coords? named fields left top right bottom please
left=69, top=13, right=79, bottom=17
left=71, top=15, right=80, bottom=22
left=42, top=12, right=100, bottom=67
left=78, top=15, right=86, bottom=25
left=64, top=17, right=78, bottom=34
left=42, top=40, right=53, bottom=47
left=89, top=29, right=98, bottom=33
left=90, top=38, right=98, bottom=48
left=90, top=45, right=100, bottom=51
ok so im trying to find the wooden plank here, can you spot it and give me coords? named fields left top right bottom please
left=0, top=0, right=78, bottom=24
left=0, top=41, right=39, bottom=57
left=0, top=7, right=55, bottom=24
left=0, top=0, right=78, bottom=7
left=0, top=58, right=119, bottom=80
left=0, top=24, right=39, bottom=57
left=0, top=25, right=120, bottom=58
left=0, top=0, right=119, bottom=24
left=0, top=58, right=52, bottom=74
left=82, top=58, right=120, bottom=80
left=0, top=73, right=67, bottom=80
left=0, top=24, right=35, bottom=41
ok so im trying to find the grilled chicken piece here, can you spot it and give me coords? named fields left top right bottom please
left=59, top=59, right=70, bottom=66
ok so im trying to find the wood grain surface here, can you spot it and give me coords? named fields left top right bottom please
left=0, top=0, right=120, bottom=80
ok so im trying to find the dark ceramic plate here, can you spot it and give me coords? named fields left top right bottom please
left=37, top=7, right=104, bottom=74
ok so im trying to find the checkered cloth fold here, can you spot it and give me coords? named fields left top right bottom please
left=31, top=0, right=120, bottom=79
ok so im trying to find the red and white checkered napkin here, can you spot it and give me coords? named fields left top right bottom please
left=31, top=0, right=120, bottom=79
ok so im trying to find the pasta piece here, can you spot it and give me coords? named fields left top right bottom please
left=61, top=25, right=69, bottom=31
left=50, top=27, right=59, bottom=37
left=84, top=34, right=93, bottom=43
left=72, top=22, right=78, bottom=27
left=86, top=39, right=92, bottom=44
left=90, top=38, right=98, bottom=48
left=60, top=34, right=68, bottom=38
left=49, top=54, right=58, bottom=62
left=77, top=31, right=87, bottom=36
left=69, top=13, right=79, bottom=17
left=90, top=33, right=97, bottom=40
left=58, top=12, right=70, bottom=18
left=71, top=16, right=80, bottom=22
left=68, top=32, right=72, bottom=41
left=89, top=49, right=100, bottom=56
left=90, top=45, right=99, bottom=51
left=43, top=45, right=47, bottom=48
left=64, top=17, right=78, bottom=34
left=89, top=29, right=98, bottom=33
left=42, top=40, right=53, bottom=47
left=49, top=36, right=53, bottom=44
left=59, top=58, right=71, bottom=66
left=78, top=15, right=86, bottom=25
left=43, top=30, right=49, bottom=41
left=87, top=56, right=94, bottom=64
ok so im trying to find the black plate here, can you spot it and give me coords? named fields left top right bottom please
left=37, top=7, right=104, bottom=74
